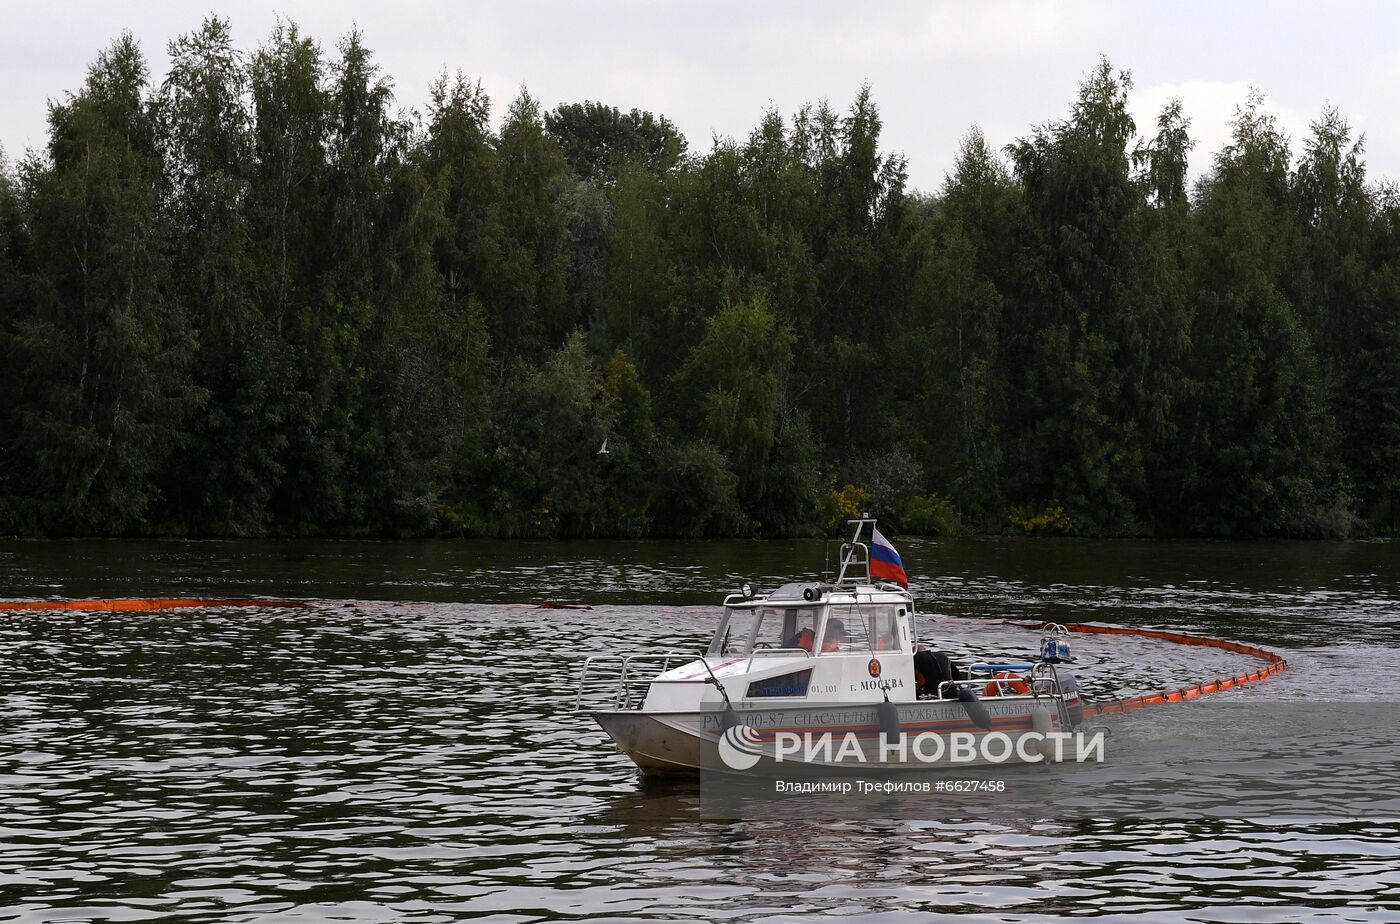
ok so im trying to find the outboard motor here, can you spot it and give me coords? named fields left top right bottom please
left=1055, top=668, right=1084, bottom=729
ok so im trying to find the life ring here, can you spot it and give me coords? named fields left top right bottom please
left=983, top=671, right=1030, bottom=696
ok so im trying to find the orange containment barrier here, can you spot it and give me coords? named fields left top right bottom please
left=0, top=598, right=307, bottom=612
left=1002, top=619, right=1287, bottom=717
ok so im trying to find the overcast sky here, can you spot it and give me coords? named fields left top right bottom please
left=3, top=0, right=1398, bottom=194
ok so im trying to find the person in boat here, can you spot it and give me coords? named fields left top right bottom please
left=913, top=648, right=963, bottom=699
left=785, top=618, right=846, bottom=653
left=785, top=626, right=816, bottom=651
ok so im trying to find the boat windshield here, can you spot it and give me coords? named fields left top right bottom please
left=708, top=605, right=822, bottom=656
left=820, top=603, right=907, bottom=652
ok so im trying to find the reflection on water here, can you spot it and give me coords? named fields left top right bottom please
left=1, top=538, right=1398, bottom=921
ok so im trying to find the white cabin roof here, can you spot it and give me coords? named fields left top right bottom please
left=723, top=581, right=912, bottom=609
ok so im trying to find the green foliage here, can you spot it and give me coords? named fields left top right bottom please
left=1007, top=504, right=1077, bottom=536
left=753, top=416, right=823, bottom=536
left=675, top=295, right=791, bottom=501
left=822, top=484, right=871, bottom=534
left=5, top=35, right=202, bottom=533
left=151, top=17, right=273, bottom=535
left=515, top=332, right=616, bottom=533
left=3, top=28, right=1399, bottom=541
left=0, top=148, right=26, bottom=515
left=841, top=449, right=924, bottom=522
left=545, top=101, right=685, bottom=181
left=497, top=90, right=572, bottom=349
left=649, top=438, right=750, bottom=537
left=1137, top=97, right=1193, bottom=208
left=902, top=494, right=961, bottom=537
left=599, top=350, right=657, bottom=535
left=595, top=162, right=674, bottom=370
left=1167, top=93, right=1331, bottom=536
left=1003, top=60, right=1153, bottom=535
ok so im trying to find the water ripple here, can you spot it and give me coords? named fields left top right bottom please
left=1, top=538, right=1398, bottom=920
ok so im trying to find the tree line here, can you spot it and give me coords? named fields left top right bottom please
left=2, top=19, right=1398, bottom=539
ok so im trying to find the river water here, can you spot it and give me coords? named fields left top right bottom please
left=1, top=537, right=1398, bottom=922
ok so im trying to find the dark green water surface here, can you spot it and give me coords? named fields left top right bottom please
left=1, top=537, right=1397, bottom=921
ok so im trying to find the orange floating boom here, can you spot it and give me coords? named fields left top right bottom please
left=1001, top=619, right=1286, bottom=717
left=0, top=598, right=307, bottom=612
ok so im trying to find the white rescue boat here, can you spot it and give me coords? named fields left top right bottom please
left=578, top=518, right=1088, bottom=774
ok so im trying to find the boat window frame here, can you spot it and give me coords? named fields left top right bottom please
left=817, top=602, right=870, bottom=655
left=868, top=604, right=903, bottom=652
left=708, top=601, right=827, bottom=657
left=816, top=595, right=914, bottom=656
left=708, top=605, right=748, bottom=657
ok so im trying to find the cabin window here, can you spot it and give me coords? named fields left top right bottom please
left=819, top=605, right=872, bottom=653
left=814, top=604, right=902, bottom=653
left=746, top=668, right=813, bottom=698
left=757, top=606, right=819, bottom=651
left=708, top=606, right=820, bottom=656
left=870, top=606, right=902, bottom=651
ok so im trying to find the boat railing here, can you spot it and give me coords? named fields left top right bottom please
left=576, top=648, right=816, bottom=712
left=575, top=651, right=711, bottom=712
left=933, top=662, right=1070, bottom=699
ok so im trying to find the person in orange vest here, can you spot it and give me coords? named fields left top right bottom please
left=785, top=619, right=846, bottom=652
left=820, top=619, right=846, bottom=652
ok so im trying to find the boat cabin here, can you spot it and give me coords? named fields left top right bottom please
left=641, top=519, right=924, bottom=710
left=708, top=583, right=913, bottom=658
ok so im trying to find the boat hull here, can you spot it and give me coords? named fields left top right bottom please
left=593, top=697, right=1068, bottom=774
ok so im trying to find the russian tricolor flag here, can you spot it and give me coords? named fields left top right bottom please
left=870, top=527, right=908, bottom=588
